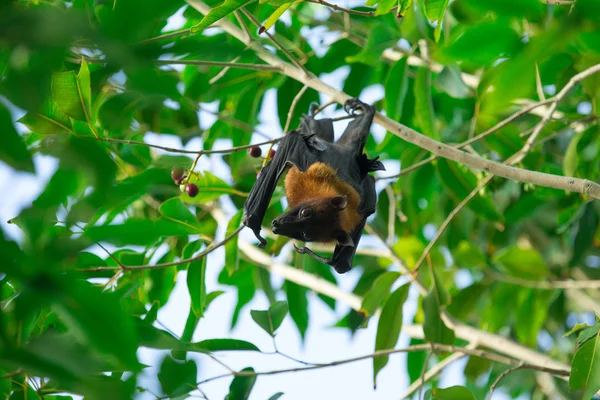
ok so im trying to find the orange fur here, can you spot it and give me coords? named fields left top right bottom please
left=284, top=162, right=362, bottom=233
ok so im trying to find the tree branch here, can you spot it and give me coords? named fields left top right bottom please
left=185, top=0, right=600, bottom=200
left=238, top=240, right=571, bottom=374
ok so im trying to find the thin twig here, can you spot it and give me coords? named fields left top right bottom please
left=234, top=10, right=252, bottom=40
left=240, top=8, right=311, bottom=76
left=488, top=362, right=525, bottom=400
left=154, top=59, right=281, bottom=72
left=82, top=226, right=243, bottom=271
left=313, top=100, right=336, bottom=116
left=284, top=85, right=309, bottom=134
left=209, top=56, right=242, bottom=84
left=195, top=343, right=569, bottom=387
left=93, top=136, right=282, bottom=155
left=402, top=346, right=475, bottom=399
left=137, top=28, right=191, bottom=44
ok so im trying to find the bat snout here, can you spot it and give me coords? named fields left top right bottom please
left=271, top=218, right=282, bottom=234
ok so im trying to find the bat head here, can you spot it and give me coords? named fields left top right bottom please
left=271, top=195, right=351, bottom=244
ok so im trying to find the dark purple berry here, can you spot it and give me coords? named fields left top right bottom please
left=171, top=166, right=185, bottom=183
left=248, top=146, right=262, bottom=158
left=269, top=149, right=276, bottom=159
left=186, top=183, right=199, bottom=198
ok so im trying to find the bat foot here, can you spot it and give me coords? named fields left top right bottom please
left=344, top=98, right=368, bottom=115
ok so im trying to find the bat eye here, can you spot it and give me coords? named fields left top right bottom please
left=302, top=233, right=312, bottom=242
left=299, top=208, right=312, bottom=218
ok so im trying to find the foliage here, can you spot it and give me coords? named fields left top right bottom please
left=0, top=0, right=600, bottom=398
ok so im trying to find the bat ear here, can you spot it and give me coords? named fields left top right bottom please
left=330, top=195, right=348, bottom=210
left=335, top=231, right=354, bottom=247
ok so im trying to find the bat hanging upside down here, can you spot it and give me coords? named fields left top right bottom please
left=242, top=98, right=384, bottom=274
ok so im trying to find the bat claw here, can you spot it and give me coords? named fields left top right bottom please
left=293, top=244, right=307, bottom=254
left=344, top=98, right=366, bottom=115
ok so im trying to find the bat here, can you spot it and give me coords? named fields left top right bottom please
left=242, top=98, right=384, bottom=273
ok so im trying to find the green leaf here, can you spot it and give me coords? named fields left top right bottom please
left=286, top=279, right=309, bottom=339
left=493, top=246, right=548, bottom=279
left=159, top=198, right=202, bottom=233
left=564, top=130, right=584, bottom=177
left=51, top=62, right=92, bottom=122
left=226, top=210, right=243, bottom=275
left=423, top=292, right=455, bottom=345
left=464, top=0, right=544, bottom=19
left=158, top=356, right=197, bottom=397
left=195, top=339, right=260, bottom=352
left=422, top=0, right=450, bottom=42
left=570, top=202, right=599, bottom=267
left=570, top=329, right=600, bottom=398
left=436, top=67, right=472, bottom=99
left=441, top=20, right=522, bottom=67
left=261, top=3, right=294, bottom=33
left=564, top=323, right=590, bottom=338
left=184, top=240, right=208, bottom=318
left=399, top=0, right=412, bottom=15
left=346, top=24, right=395, bottom=65
left=431, top=268, right=450, bottom=307
left=407, top=337, right=426, bottom=383
left=385, top=58, right=410, bottom=123
left=361, top=272, right=401, bottom=317
left=430, top=385, right=475, bottom=399
left=414, top=68, right=436, bottom=139
left=436, top=159, right=501, bottom=222
left=227, top=367, right=256, bottom=400
left=97, top=92, right=139, bottom=131
left=18, top=98, right=71, bottom=135
left=0, top=105, right=34, bottom=173
left=77, top=59, right=92, bottom=119
left=48, top=279, right=138, bottom=369
left=190, top=0, right=253, bottom=33
left=373, top=283, right=410, bottom=387
left=577, top=323, right=600, bottom=348
left=515, top=289, right=552, bottom=347
left=268, top=393, right=284, bottom=400
left=376, top=0, right=396, bottom=16
left=250, top=301, right=289, bottom=337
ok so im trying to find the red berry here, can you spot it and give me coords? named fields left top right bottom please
left=269, top=149, right=276, bottom=159
left=186, top=183, right=199, bottom=198
left=171, top=166, right=185, bottom=183
left=248, top=146, right=262, bottom=158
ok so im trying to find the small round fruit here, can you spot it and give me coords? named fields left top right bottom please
left=269, top=149, right=276, bottom=159
left=171, top=166, right=185, bottom=183
left=248, top=145, right=262, bottom=158
left=186, top=183, right=199, bottom=198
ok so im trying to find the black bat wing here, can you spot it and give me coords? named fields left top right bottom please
left=243, top=118, right=333, bottom=247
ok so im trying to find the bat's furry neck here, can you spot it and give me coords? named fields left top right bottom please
left=285, top=162, right=362, bottom=233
